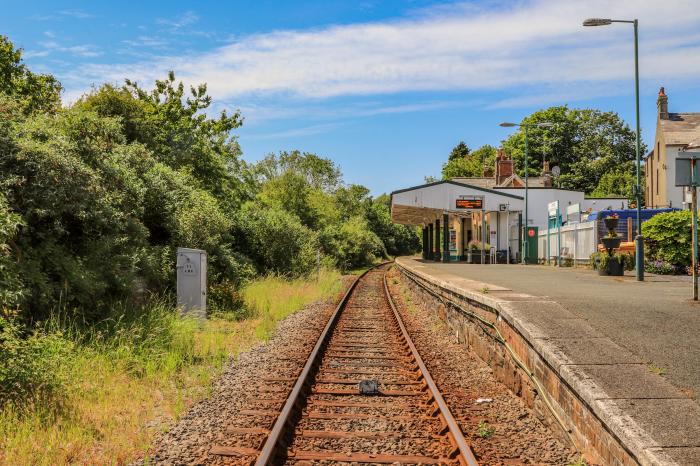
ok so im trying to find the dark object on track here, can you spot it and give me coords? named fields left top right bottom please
left=358, top=379, right=380, bottom=395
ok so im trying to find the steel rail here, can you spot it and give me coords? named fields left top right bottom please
left=254, top=264, right=381, bottom=466
left=383, top=272, right=480, bottom=466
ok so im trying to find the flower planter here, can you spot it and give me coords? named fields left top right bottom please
left=598, top=256, right=624, bottom=276
left=470, top=253, right=482, bottom=264
left=604, top=217, right=619, bottom=231
left=601, top=237, right=622, bottom=251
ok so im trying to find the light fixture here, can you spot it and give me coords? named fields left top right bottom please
left=583, top=18, right=612, bottom=26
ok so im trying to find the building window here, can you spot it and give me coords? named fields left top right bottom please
left=656, top=169, right=659, bottom=194
left=657, top=142, right=660, bottom=161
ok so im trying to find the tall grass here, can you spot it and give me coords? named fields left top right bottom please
left=0, top=268, right=342, bottom=466
left=242, top=268, right=342, bottom=340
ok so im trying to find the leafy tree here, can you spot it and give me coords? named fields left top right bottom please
left=254, top=151, right=344, bottom=231
left=365, top=194, right=420, bottom=257
left=254, top=150, right=341, bottom=192
left=335, top=184, right=372, bottom=220
left=76, top=73, right=250, bottom=209
left=441, top=143, right=497, bottom=179
left=590, top=169, right=638, bottom=202
left=0, top=35, right=61, bottom=114
left=320, top=216, right=385, bottom=269
left=501, top=106, right=642, bottom=194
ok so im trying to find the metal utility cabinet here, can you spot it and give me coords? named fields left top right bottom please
left=176, top=247, right=207, bottom=317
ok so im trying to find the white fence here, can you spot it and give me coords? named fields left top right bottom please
left=537, top=220, right=598, bottom=263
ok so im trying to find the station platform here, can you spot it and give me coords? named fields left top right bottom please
left=396, top=256, right=700, bottom=465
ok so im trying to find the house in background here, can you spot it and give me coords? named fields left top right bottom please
left=645, top=87, right=700, bottom=208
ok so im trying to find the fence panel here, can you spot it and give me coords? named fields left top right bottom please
left=538, top=220, right=597, bottom=263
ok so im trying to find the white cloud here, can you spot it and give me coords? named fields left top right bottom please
left=156, top=11, right=199, bottom=30
left=244, top=122, right=341, bottom=140
left=58, top=9, right=94, bottom=19
left=37, top=40, right=102, bottom=58
left=63, top=0, right=700, bottom=105
left=122, top=36, right=170, bottom=49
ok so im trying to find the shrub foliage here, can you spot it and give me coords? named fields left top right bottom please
left=642, top=210, right=692, bottom=268
left=0, top=35, right=420, bottom=321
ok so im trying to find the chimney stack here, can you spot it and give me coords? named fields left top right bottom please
left=658, top=87, right=669, bottom=120
left=495, top=148, right=514, bottom=185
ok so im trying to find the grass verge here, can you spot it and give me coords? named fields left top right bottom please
left=0, top=268, right=342, bottom=465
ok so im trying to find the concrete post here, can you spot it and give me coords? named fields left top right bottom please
left=481, top=214, right=486, bottom=264
left=460, top=217, right=467, bottom=261
left=435, top=219, right=441, bottom=261
left=574, top=223, right=578, bottom=268
left=443, top=213, right=450, bottom=263
left=428, top=224, right=434, bottom=260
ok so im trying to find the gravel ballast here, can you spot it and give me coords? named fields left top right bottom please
left=387, top=267, right=577, bottom=465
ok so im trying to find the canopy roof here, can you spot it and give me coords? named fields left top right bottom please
left=390, top=180, right=524, bottom=226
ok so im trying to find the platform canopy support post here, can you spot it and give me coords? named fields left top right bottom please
left=443, top=213, right=450, bottom=263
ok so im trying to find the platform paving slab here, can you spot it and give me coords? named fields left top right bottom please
left=396, top=257, right=700, bottom=466
left=539, top=338, right=643, bottom=368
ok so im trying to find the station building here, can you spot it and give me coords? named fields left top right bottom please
left=390, top=151, right=627, bottom=263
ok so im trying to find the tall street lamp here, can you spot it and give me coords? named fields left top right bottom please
left=583, top=17, right=644, bottom=281
left=500, top=121, right=553, bottom=264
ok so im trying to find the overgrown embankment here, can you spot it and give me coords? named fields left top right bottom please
left=0, top=269, right=343, bottom=466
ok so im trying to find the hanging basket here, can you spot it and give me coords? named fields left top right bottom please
left=604, top=217, right=619, bottom=231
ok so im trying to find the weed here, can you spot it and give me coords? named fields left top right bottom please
left=476, top=420, right=495, bottom=439
left=481, top=286, right=490, bottom=294
left=648, top=363, right=667, bottom=376
left=567, top=456, right=588, bottom=466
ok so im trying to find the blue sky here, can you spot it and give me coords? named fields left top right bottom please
left=5, top=0, right=700, bottom=194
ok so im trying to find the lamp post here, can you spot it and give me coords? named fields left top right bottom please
left=683, top=139, right=700, bottom=300
left=583, top=17, right=644, bottom=281
left=500, top=121, right=553, bottom=264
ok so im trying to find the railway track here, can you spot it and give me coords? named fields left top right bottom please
left=210, top=265, right=479, bottom=465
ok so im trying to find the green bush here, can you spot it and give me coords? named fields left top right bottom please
left=320, top=216, right=385, bottom=269
left=233, top=204, right=319, bottom=278
left=642, top=210, right=692, bottom=267
left=0, top=194, right=25, bottom=310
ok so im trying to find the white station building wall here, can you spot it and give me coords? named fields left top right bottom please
left=392, top=182, right=524, bottom=213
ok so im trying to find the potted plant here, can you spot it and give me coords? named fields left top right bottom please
left=483, top=242, right=492, bottom=264
left=468, top=240, right=481, bottom=264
